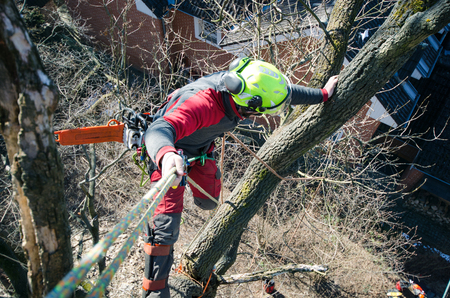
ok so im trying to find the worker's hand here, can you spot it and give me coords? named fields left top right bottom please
left=161, top=152, right=185, bottom=188
left=324, top=75, right=339, bottom=98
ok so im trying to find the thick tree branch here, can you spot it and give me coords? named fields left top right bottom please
left=218, top=263, right=328, bottom=285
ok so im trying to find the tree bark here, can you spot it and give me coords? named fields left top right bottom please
left=0, top=0, right=73, bottom=296
left=310, top=0, right=365, bottom=85
left=180, top=0, right=450, bottom=290
left=287, top=0, right=365, bottom=123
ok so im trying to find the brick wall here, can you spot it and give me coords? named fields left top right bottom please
left=346, top=102, right=381, bottom=143
left=65, top=1, right=323, bottom=76
left=66, top=0, right=164, bottom=70
left=65, top=1, right=234, bottom=71
left=400, top=166, right=425, bottom=192
left=169, top=10, right=236, bottom=73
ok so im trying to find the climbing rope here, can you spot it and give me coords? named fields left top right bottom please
left=198, top=269, right=214, bottom=298
left=88, top=166, right=220, bottom=295
left=46, top=150, right=221, bottom=297
left=45, top=167, right=178, bottom=298
left=48, top=131, right=309, bottom=297
left=187, top=176, right=219, bottom=205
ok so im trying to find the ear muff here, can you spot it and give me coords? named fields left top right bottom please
left=229, top=57, right=251, bottom=72
left=224, top=72, right=245, bottom=95
left=225, top=57, right=252, bottom=95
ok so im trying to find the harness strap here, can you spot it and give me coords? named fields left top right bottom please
left=188, top=152, right=214, bottom=166
left=143, top=243, right=171, bottom=256
left=142, top=277, right=166, bottom=291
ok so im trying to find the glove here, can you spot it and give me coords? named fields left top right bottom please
left=123, top=124, right=143, bottom=150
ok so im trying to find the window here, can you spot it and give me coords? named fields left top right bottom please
left=402, top=80, right=418, bottom=101
left=328, top=129, right=344, bottom=143
left=194, top=18, right=221, bottom=47
left=427, top=35, right=440, bottom=51
left=135, top=0, right=157, bottom=19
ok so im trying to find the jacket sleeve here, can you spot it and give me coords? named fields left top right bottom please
left=290, top=84, right=327, bottom=105
left=144, top=118, right=178, bottom=168
left=144, top=88, right=225, bottom=167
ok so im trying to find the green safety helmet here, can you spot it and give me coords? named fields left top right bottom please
left=224, top=57, right=291, bottom=114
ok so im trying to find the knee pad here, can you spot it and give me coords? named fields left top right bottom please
left=193, top=196, right=218, bottom=210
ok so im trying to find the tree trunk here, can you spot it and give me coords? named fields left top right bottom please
left=310, top=0, right=365, bottom=85
left=180, top=0, right=450, bottom=291
left=0, top=0, right=73, bottom=296
left=287, top=0, right=365, bottom=123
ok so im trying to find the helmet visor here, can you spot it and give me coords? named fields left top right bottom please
left=259, top=95, right=291, bottom=115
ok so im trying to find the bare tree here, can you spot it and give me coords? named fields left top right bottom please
left=2, top=0, right=450, bottom=296
left=0, top=0, right=73, bottom=296
left=176, top=0, right=450, bottom=296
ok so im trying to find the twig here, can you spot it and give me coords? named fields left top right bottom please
left=297, top=0, right=337, bottom=50
left=226, top=132, right=323, bottom=182
left=79, top=148, right=129, bottom=190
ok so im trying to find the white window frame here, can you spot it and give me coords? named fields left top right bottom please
left=194, top=17, right=221, bottom=48
left=135, top=0, right=157, bottom=19
left=411, top=68, right=422, bottom=80
left=417, top=57, right=430, bottom=77
left=427, top=35, right=440, bottom=51
left=402, top=80, right=418, bottom=101
left=366, top=96, right=398, bottom=128
left=329, top=129, right=344, bottom=143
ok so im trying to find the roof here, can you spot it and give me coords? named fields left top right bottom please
left=374, top=76, right=418, bottom=125
left=177, top=0, right=246, bottom=22
left=142, top=0, right=335, bottom=46
left=345, top=1, right=450, bottom=187
left=141, top=0, right=170, bottom=18
left=408, top=62, right=450, bottom=184
left=346, top=1, right=448, bottom=126
left=220, top=0, right=336, bottom=46
left=142, top=0, right=246, bottom=20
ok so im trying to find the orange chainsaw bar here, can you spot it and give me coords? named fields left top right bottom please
left=54, top=119, right=125, bottom=145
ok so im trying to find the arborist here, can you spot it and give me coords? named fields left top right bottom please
left=140, top=57, right=339, bottom=298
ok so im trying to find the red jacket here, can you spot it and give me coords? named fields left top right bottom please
left=144, top=71, right=326, bottom=167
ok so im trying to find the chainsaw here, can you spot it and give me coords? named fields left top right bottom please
left=54, top=108, right=152, bottom=149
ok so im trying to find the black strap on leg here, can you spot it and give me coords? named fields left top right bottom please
left=143, top=224, right=154, bottom=298
left=142, top=224, right=171, bottom=296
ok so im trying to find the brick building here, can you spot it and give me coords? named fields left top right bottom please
left=34, top=0, right=450, bottom=199
left=64, top=0, right=238, bottom=72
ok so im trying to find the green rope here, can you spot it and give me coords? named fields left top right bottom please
left=87, top=169, right=176, bottom=296
left=45, top=168, right=177, bottom=298
left=188, top=152, right=214, bottom=166
left=132, top=152, right=150, bottom=187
